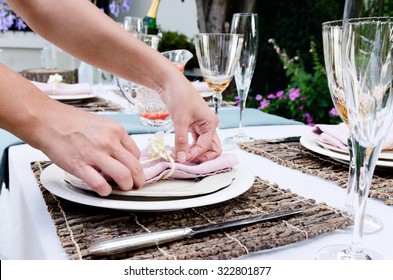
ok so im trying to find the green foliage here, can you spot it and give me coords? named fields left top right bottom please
left=246, top=39, right=341, bottom=125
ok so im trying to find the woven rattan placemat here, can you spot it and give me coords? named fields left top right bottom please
left=32, top=161, right=352, bottom=260
left=62, top=97, right=124, bottom=112
left=239, top=140, right=393, bottom=206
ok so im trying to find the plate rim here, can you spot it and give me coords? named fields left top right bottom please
left=48, top=92, right=97, bottom=100
left=300, top=133, right=393, bottom=168
left=40, top=163, right=255, bottom=211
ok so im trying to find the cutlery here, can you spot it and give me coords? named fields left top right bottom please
left=87, top=209, right=303, bottom=256
left=265, top=136, right=301, bottom=143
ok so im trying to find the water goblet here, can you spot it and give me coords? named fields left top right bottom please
left=316, top=17, right=392, bottom=260
left=194, top=33, right=243, bottom=121
left=225, top=13, right=259, bottom=144
left=322, top=19, right=383, bottom=234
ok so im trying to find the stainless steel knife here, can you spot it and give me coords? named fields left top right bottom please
left=87, top=209, right=303, bottom=256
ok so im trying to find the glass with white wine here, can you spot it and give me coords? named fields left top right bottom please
left=194, top=33, right=243, bottom=118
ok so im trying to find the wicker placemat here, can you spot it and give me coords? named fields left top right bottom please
left=32, top=161, right=351, bottom=260
left=239, top=140, right=393, bottom=206
left=61, top=97, right=124, bottom=112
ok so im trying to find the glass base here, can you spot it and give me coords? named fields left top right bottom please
left=339, top=208, right=383, bottom=234
left=315, top=244, right=385, bottom=260
left=224, top=134, right=255, bottom=146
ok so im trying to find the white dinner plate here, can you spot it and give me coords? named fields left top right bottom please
left=316, top=138, right=393, bottom=161
left=40, top=163, right=255, bottom=211
left=300, top=134, right=393, bottom=168
left=48, top=92, right=97, bottom=101
left=64, top=170, right=237, bottom=197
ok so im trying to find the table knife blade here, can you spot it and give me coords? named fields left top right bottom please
left=87, top=209, right=303, bottom=256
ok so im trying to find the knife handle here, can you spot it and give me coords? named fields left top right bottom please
left=88, top=227, right=194, bottom=256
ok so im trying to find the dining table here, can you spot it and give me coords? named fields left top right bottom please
left=1, top=84, right=392, bottom=261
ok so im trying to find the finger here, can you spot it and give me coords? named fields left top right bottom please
left=73, top=165, right=112, bottom=196
left=187, top=129, right=220, bottom=161
left=121, top=134, right=141, bottom=160
left=174, top=121, right=190, bottom=163
left=111, top=143, right=145, bottom=189
left=191, top=134, right=222, bottom=163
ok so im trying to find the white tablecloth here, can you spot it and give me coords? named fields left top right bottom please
left=1, top=123, right=393, bottom=260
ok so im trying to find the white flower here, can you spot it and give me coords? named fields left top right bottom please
left=47, top=73, right=63, bottom=85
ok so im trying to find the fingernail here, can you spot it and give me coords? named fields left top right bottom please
left=177, top=151, right=186, bottom=162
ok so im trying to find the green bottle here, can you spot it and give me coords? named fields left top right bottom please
left=143, top=0, right=161, bottom=34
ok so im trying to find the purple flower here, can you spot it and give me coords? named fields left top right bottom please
left=267, top=93, right=276, bottom=99
left=0, top=11, right=15, bottom=31
left=255, top=94, right=263, bottom=101
left=276, top=90, right=284, bottom=99
left=289, top=88, right=300, bottom=101
left=122, top=0, right=132, bottom=13
left=14, top=16, right=26, bottom=30
left=258, top=99, right=270, bottom=110
left=109, top=1, right=120, bottom=17
left=329, top=107, right=339, bottom=117
left=303, top=113, right=314, bottom=124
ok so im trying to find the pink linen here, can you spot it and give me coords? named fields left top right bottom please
left=142, top=151, right=239, bottom=184
left=192, top=81, right=211, bottom=93
left=312, top=123, right=393, bottom=151
left=31, top=81, right=92, bottom=96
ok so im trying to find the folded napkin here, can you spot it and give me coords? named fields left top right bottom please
left=65, top=150, right=239, bottom=192
left=141, top=150, right=238, bottom=184
left=31, top=81, right=92, bottom=96
left=192, top=81, right=211, bottom=93
left=312, top=123, right=393, bottom=151
left=312, top=123, right=350, bottom=151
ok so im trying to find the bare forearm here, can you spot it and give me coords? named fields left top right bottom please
left=7, top=0, right=179, bottom=93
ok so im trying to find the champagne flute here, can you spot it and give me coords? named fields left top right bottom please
left=322, top=20, right=383, bottom=234
left=316, top=17, right=392, bottom=260
left=225, top=13, right=259, bottom=144
left=194, top=33, right=244, bottom=118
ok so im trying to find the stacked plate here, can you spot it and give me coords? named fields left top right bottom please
left=40, top=163, right=254, bottom=211
left=300, top=134, right=393, bottom=169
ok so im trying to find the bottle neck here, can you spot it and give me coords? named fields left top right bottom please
left=146, top=0, right=160, bottom=19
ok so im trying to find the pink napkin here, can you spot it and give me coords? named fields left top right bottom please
left=192, top=81, right=211, bottom=93
left=31, top=81, right=92, bottom=96
left=65, top=152, right=239, bottom=191
left=312, top=123, right=350, bottom=151
left=141, top=151, right=239, bottom=184
left=312, top=123, right=393, bottom=151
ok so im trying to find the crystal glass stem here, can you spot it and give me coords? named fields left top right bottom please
left=237, top=88, right=247, bottom=137
left=340, top=138, right=383, bottom=259
left=212, top=93, right=222, bottom=116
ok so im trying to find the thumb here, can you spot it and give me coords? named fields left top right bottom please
left=174, top=123, right=189, bottom=163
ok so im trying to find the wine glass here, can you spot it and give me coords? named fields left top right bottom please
left=225, top=13, right=259, bottom=144
left=322, top=20, right=383, bottom=234
left=316, top=17, right=392, bottom=260
left=194, top=33, right=243, bottom=119
left=123, top=16, right=144, bottom=37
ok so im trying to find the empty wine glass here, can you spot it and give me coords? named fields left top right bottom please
left=316, top=17, right=392, bottom=260
left=225, top=13, right=259, bottom=144
left=322, top=19, right=383, bottom=234
left=194, top=33, right=243, bottom=119
left=123, top=16, right=144, bottom=37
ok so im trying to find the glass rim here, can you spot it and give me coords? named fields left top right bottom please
left=232, top=13, right=258, bottom=16
left=322, top=19, right=342, bottom=27
left=194, top=33, right=243, bottom=37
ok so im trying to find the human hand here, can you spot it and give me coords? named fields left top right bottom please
left=161, top=80, right=222, bottom=163
left=34, top=103, right=145, bottom=196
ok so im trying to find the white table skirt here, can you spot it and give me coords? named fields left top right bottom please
left=1, top=124, right=393, bottom=260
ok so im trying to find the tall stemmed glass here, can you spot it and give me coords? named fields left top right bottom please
left=225, top=13, right=259, bottom=143
left=194, top=33, right=244, bottom=119
left=316, top=17, right=392, bottom=260
left=322, top=20, right=383, bottom=234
